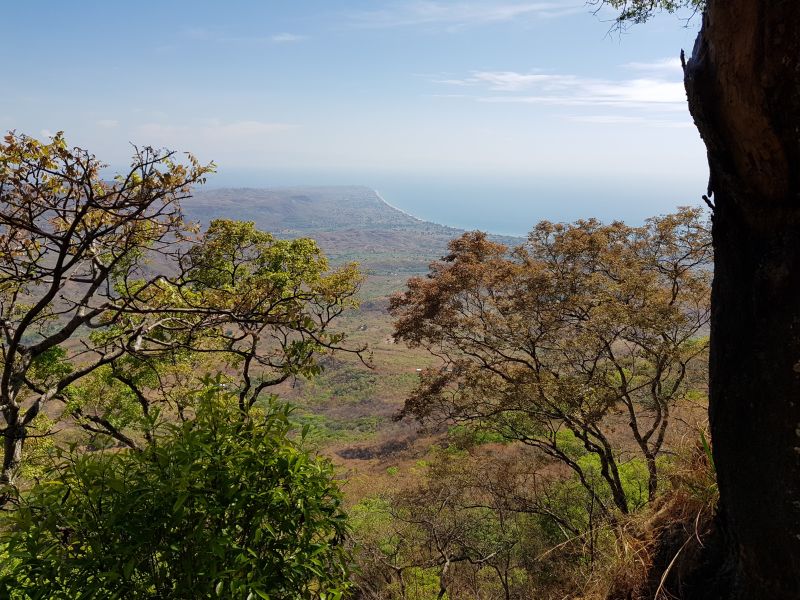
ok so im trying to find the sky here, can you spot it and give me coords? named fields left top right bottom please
left=2, top=1, right=707, bottom=235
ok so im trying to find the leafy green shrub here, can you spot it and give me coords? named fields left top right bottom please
left=447, top=424, right=506, bottom=448
left=556, top=428, right=663, bottom=513
left=290, top=411, right=385, bottom=446
left=0, top=390, right=351, bottom=599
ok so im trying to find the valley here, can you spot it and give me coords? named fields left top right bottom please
left=185, top=186, right=522, bottom=494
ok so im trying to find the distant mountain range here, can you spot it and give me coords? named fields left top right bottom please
left=184, top=186, right=523, bottom=274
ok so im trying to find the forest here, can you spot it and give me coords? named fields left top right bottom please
left=0, top=131, right=716, bottom=600
left=3, top=0, right=800, bottom=599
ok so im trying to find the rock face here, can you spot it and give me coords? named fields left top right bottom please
left=184, top=186, right=522, bottom=274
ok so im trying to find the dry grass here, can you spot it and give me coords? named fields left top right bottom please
left=580, top=429, right=718, bottom=600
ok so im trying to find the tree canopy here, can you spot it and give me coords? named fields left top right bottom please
left=1, top=383, right=352, bottom=600
left=391, top=208, right=711, bottom=514
left=0, top=131, right=362, bottom=491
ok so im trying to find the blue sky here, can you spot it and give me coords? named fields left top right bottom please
left=2, top=1, right=707, bottom=234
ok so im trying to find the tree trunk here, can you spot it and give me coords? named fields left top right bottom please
left=0, top=410, right=23, bottom=486
left=646, top=454, right=657, bottom=503
left=684, top=2, right=800, bottom=597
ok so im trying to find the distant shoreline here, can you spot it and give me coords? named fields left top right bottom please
left=193, top=185, right=523, bottom=240
left=373, top=189, right=524, bottom=241
left=373, top=190, right=426, bottom=224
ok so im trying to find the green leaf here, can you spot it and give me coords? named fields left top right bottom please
left=173, top=491, right=189, bottom=511
left=700, top=430, right=715, bottom=473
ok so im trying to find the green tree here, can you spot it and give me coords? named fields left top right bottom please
left=390, top=209, right=710, bottom=515
left=0, top=132, right=362, bottom=491
left=350, top=447, right=596, bottom=600
left=0, top=382, right=351, bottom=599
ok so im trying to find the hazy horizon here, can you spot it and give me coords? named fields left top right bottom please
left=195, top=170, right=707, bottom=237
left=4, top=1, right=708, bottom=234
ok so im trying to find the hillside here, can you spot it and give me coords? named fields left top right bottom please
left=185, top=186, right=522, bottom=490
left=185, top=186, right=522, bottom=276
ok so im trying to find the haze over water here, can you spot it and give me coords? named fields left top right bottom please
left=206, top=169, right=708, bottom=237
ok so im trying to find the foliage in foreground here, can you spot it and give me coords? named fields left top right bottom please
left=391, top=208, right=711, bottom=514
left=350, top=431, right=718, bottom=600
left=0, top=385, right=351, bottom=600
left=0, top=131, right=362, bottom=489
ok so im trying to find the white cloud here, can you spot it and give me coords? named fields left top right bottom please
left=435, top=64, right=691, bottom=129
left=582, top=78, right=686, bottom=106
left=270, top=33, right=307, bottom=43
left=40, top=129, right=54, bottom=139
left=351, top=1, right=585, bottom=29
left=439, top=69, right=687, bottom=110
left=96, top=119, right=119, bottom=129
left=460, top=71, right=576, bottom=91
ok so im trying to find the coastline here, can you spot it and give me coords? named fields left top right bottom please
left=372, top=189, right=427, bottom=224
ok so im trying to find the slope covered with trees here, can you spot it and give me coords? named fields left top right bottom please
left=0, top=131, right=720, bottom=599
left=5, top=0, right=800, bottom=589
left=0, top=133, right=360, bottom=599
left=391, top=210, right=711, bottom=514
left=0, top=132, right=362, bottom=488
left=350, top=209, right=713, bottom=599
left=185, top=187, right=522, bottom=276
